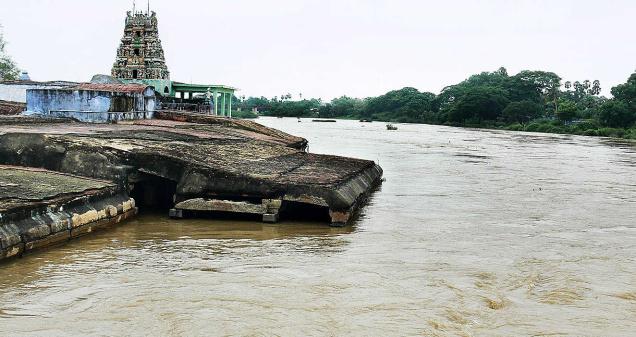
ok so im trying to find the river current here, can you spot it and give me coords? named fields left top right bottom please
left=1, top=118, right=635, bottom=336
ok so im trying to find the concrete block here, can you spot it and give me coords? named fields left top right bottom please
left=175, top=198, right=266, bottom=214
left=169, top=208, right=183, bottom=218
left=329, top=210, right=352, bottom=227
left=262, top=199, right=283, bottom=213
left=262, top=213, right=279, bottom=223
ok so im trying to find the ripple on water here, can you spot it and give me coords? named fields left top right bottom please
left=611, top=292, right=636, bottom=301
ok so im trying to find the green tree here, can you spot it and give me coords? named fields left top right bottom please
left=239, top=96, right=272, bottom=113
left=598, top=73, right=636, bottom=128
left=332, top=96, right=363, bottom=116
left=502, top=100, right=543, bottom=124
left=598, top=100, right=635, bottom=128
left=268, top=99, right=321, bottom=117
left=438, top=68, right=561, bottom=124
left=438, top=68, right=510, bottom=112
left=556, top=100, right=578, bottom=122
left=447, top=87, right=509, bottom=124
left=510, top=70, right=561, bottom=114
left=364, top=87, right=436, bottom=122
left=564, top=79, right=601, bottom=102
left=0, top=27, right=20, bottom=80
left=611, top=73, right=636, bottom=108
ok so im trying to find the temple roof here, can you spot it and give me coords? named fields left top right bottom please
left=0, top=80, right=78, bottom=86
left=67, top=83, right=152, bottom=94
left=171, top=82, right=237, bottom=92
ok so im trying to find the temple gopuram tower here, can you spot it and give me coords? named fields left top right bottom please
left=111, top=9, right=172, bottom=95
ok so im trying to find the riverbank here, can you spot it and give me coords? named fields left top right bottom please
left=265, top=114, right=636, bottom=140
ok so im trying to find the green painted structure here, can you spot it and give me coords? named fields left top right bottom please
left=171, top=82, right=236, bottom=117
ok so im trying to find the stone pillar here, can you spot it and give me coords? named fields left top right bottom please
left=213, top=91, right=218, bottom=116
left=228, top=93, right=232, bottom=118
left=262, top=199, right=282, bottom=223
left=329, top=209, right=352, bottom=227
left=221, top=92, right=226, bottom=116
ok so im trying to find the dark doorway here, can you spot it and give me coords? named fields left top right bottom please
left=279, top=201, right=331, bottom=222
left=130, top=175, right=177, bottom=211
left=132, top=70, right=138, bottom=79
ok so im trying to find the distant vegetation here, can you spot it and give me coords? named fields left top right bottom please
left=231, top=109, right=258, bottom=119
left=236, top=67, right=636, bottom=139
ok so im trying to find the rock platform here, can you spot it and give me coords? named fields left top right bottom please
left=0, top=112, right=383, bottom=260
left=0, top=165, right=136, bottom=261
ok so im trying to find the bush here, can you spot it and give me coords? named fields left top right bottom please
left=525, top=122, right=541, bottom=132
left=535, top=123, right=551, bottom=133
left=573, top=119, right=600, bottom=131
left=506, top=123, right=524, bottom=131
left=597, top=127, right=625, bottom=138
left=544, top=125, right=565, bottom=134
left=583, top=129, right=598, bottom=136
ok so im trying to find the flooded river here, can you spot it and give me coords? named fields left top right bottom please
left=1, top=118, right=636, bottom=336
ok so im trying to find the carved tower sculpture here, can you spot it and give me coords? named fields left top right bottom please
left=111, top=10, right=172, bottom=95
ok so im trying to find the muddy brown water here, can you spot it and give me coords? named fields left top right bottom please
left=1, top=118, right=636, bottom=336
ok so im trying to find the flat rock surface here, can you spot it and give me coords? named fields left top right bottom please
left=0, top=113, right=305, bottom=148
left=0, top=166, right=114, bottom=213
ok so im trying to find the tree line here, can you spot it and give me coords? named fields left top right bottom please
left=236, top=67, right=636, bottom=139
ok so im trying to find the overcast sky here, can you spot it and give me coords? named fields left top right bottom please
left=1, top=0, right=635, bottom=99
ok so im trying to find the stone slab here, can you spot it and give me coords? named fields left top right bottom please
left=175, top=198, right=266, bottom=214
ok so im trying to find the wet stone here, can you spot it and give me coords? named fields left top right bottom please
left=0, top=165, right=134, bottom=261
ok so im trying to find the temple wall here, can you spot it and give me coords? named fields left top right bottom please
left=26, top=89, right=112, bottom=114
left=25, top=89, right=154, bottom=123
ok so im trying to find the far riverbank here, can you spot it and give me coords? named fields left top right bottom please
left=254, top=115, right=636, bottom=141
